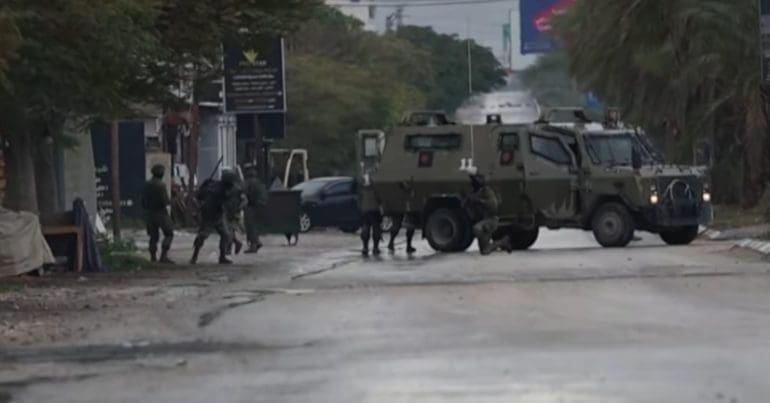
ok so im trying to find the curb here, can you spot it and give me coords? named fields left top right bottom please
left=701, top=228, right=723, bottom=240
left=734, top=239, right=770, bottom=257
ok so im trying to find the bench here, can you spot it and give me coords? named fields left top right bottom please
left=40, top=212, right=83, bottom=272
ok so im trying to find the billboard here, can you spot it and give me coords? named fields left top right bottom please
left=223, top=37, right=286, bottom=114
left=520, top=0, right=576, bottom=54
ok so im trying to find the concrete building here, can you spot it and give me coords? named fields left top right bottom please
left=326, top=0, right=377, bottom=31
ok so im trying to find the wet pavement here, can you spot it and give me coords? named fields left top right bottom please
left=3, top=230, right=770, bottom=402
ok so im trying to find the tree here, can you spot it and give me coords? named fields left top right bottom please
left=520, top=52, right=583, bottom=108
left=0, top=7, right=20, bottom=84
left=396, top=26, right=507, bottom=112
left=556, top=0, right=767, bottom=206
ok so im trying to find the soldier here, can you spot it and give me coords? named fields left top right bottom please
left=359, top=173, right=382, bottom=256
left=464, top=173, right=511, bottom=255
left=243, top=168, right=268, bottom=253
left=387, top=180, right=418, bottom=255
left=190, top=169, right=237, bottom=265
left=142, top=164, right=174, bottom=264
left=224, top=176, right=247, bottom=255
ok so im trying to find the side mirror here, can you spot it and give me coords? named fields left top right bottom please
left=632, top=146, right=642, bottom=170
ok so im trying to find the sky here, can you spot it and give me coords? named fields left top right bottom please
left=365, top=0, right=539, bottom=70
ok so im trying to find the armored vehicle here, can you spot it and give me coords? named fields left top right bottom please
left=358, top=111, right=712, bottom=253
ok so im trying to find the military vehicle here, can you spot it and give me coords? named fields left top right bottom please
left=358, top=110, right=712, bottom=253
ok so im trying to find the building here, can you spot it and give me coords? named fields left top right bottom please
left=326, top=0, right=377, bottom=31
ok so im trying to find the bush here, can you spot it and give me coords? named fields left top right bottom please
left=98, top=236, right=148, bottom=271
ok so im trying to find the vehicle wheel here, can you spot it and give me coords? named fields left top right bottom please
left=508, top=227, right=539, bottom=250
left=380, top=215, right=394, bottom=233
left=299, top=212, right=313, bottom=233
left=340, top=226, right=360, bottom=234
left=591, top=202, right=634, bottom=248
left=454, top=211, right=475, bottom=252
left=660, top=226, right=699, bottom=245
left=425, top=208, right=468, bottom=253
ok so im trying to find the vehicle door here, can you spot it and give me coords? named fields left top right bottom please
left=522, top=131, right=579, bottom=220
left=320, top=179, right=358, bottom=227
left=489, top=127, right=527, bottom=217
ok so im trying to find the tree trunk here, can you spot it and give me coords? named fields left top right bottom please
left=34, top=128, right=59, bottom=215
left=741, top=94, right=770, bottom=208
left=3, top=129, right=38, bottom=213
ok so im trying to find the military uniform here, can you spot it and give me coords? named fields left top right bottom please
left=243, top=169, right=268, bottom=253
left=387, top=181, right=419, bottom=254
left=142, top=165, right=174, bottom=263
left=359, top=176, right=382, bottom=256
left=465, top=175, right=510, bottom=255
left=224, top=181, right=247, bottom=255
left=190, top=170, right=237, bottom=264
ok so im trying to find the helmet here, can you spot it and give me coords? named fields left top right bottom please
left=220, top=169, right=238, bottom=184
left=151, top=164, right=165, bottom=178
left=470, top=173, right=486, bottom=189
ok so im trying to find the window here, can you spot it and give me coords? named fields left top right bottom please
left=405, top=134, right=462, bottom=151
left=325, top=181, right=353, bottom=197
left=530, top=134, right=572, bottom=165
left=498, top=133, right=519, bottom=151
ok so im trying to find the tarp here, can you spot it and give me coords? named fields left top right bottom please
left=0, top=208, right=55, bottom=278
left=73, top=198, right=104, bottom=272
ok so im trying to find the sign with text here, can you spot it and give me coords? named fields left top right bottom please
left=520, top=0, right=576, bottom=54
left=224, top=37, right=286, bottom=114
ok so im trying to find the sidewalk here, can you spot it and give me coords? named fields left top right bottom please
left=0, top=232, right=360, bottom=348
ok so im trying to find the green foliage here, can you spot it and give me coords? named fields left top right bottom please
left=555, top=0, right=770, bottom=206
left=99, top=236, right=149, bottom=271
left=280, top=8, right=507, bottom=175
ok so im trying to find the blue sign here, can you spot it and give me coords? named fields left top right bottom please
left=519, top=0, right=575, bottom=54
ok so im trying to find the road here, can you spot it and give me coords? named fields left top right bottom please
left=3, top=230, right=770, bottom=403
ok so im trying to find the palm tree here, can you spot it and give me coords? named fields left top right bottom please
left=556, top=0, right=769, bottom=206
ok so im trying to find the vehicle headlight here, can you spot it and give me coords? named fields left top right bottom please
left=650, top=193, right=659, bottom=205
left=703, top=192, right=711, bottom=203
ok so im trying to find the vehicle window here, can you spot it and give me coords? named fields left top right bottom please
left=405, top=134, right=462, bottom=151
left=586, top=134, right=634, bottom=167
left=325, top=181, right=353, bottom=196
left=530, top=134, right=572, bottom=165
left=292, top=180, right=332, bottom=197
left=498, top=133, right=519, bottom=151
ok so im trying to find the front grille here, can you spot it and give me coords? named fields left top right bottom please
left=656, top=176, right=702, bottom=219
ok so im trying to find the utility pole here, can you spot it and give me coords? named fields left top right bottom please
left=110, top=120, right=121, bottom=240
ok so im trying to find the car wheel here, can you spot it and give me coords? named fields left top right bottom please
left=660, top=226, right=699, bottom=245
left=299, top=212, right=313, bottom=233
left=592, top=202, right=634, bottom=248
left=425, top=208, right=468, bottom=253
left=380, top=215, right=394, bottom=233
left=508, top=227, right=539, bottom=250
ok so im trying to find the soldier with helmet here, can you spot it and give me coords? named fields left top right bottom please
left=243, top=168, right=268, bottom=253
left=142, top=164, right=175, bottom=263
left=190, top=169, right=237, bottom=265
left=359, top=173, right=382, bottom=256
left=464, top=171, right=512, bottom=255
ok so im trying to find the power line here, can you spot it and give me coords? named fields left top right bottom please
left=326, top=0, right=512, bottom=8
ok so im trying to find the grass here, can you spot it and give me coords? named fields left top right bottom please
left=0, top=283, right=23, bottom=294
left=712, top=204, right=767, bottom=230
left=99, top=236, right=150, bottom=271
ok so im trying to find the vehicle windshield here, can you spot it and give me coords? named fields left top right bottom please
left=291, top=179, right=332, bottom=197
left=586, top=134, right=634, bottom=166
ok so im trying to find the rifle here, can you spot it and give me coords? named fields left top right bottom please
left=207, top=156, right=225, bottom=183
left=196, top=156, right=224, bottom=202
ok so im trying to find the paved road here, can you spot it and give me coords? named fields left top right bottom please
left=4, top=230, right=770, bottom=403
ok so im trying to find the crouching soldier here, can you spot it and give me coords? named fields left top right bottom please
left=190, top=169, right=237, bottom=265
left=464, top=173, right=511, bottom=255
left=142, top=164, right=174, bottom=264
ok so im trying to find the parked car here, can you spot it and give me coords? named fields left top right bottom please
left=292, top=177, right=393, bottom=233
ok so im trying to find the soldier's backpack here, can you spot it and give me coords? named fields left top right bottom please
left=196, top=179, right=221, bottom=210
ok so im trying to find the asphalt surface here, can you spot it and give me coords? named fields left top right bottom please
left=4, top=230, right=770, bottom=403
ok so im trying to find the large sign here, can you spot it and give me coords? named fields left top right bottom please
left=761, top=0, right=770, bottom=83
left=223, top=37, right=286, bottom=114
left=520, top=0, right=576, bottom=54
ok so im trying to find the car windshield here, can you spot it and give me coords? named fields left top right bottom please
left=292, top=179, right=332, bottom=197
left=586, top=134, right=634, bottom=166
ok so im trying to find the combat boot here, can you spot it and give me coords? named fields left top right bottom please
left=190, top=246, right=201, bottom=265
left=233, top=239, right=243, bottom=255
left=244, top=243, right=262, bottom=254
left=218, top=255, right=233, bottom=265
left=149, top=250, right=158, bottom=263
left=159, top=249, right=175, bottom=264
